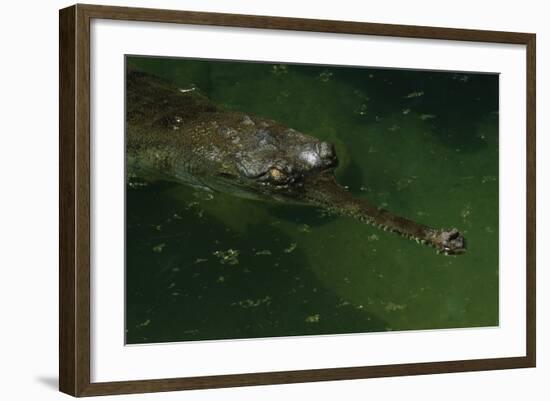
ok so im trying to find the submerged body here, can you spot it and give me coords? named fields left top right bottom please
left=127, top=69, right=466, bottom=255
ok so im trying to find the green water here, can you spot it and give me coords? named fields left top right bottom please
left=125, top=56, right=499, bottom=344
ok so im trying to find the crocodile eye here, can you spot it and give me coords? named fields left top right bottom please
left=269, top=168, right=287, bottom=182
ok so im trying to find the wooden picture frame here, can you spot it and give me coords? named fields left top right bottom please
left=59, top=3, right=536, bottom=397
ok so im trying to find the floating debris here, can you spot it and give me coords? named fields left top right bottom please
left=404, top=91, right=424, bottom=98
left=388, top=124, right=400, bottom=132
left=305, top=314, right=320, bottom=323
left=481, top=175, right=497, bottom=184
left=367, top=234, right=379, bottom=242
left=185, top=201, right=200, bottom=210
left=452, top=74, right=470, bottom=82
left=213, top=249, right=240, bottom=265
left=127, top=179, right=148, bottom=189
left=172, top=213, right=182, bottom=220
left=184, top=200, right=205, bottom=218
left=193, top=191, right=214, bottom=201
left=284, top=242, right=298, bottom=253
left=271, top=64, right=288, bottom=75
left=485, top=226, right=495, bottom=234
left=420, top=114, right=436, bottom=120
left=395, top=176, right=417, bottom=190
left=233, top=296, right=272, bottom=308
left=152, top=243, right=165, bottom=253
left=137, top=319, right=151, bottom=327
left=353, top=90, right=370, bottom=101
left=384, top=302, right=406, bottom=312
left=217, top=276, right=225, bottom=283
left=461, top=204, right=472, bottom=220
left=402, top=108, right=411, bottom=115
left=336, top=300, right=350, bottom=308
left=354, top=104, right=368, bottom=116
left=179, top=87, right=196, bottom=93
left=255, top=249, right=272, bottom=256
left=298, top=224, right=311, bottom=233
left=318, top=208, right=338, bottom=218
left=194, top=258, right=208, bottom=264
left=319, top=70, right=333, bottom=82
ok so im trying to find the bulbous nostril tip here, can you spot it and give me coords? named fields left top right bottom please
left=317, top=142, right=336, bottom=160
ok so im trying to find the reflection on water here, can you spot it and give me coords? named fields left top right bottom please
left=126, top=57, right=499, bottom=344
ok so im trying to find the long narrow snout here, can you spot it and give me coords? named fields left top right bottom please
left=301, top=172, right=466, bottom=255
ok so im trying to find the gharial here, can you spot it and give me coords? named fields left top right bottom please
left=126, top=68, right=466, bottom=255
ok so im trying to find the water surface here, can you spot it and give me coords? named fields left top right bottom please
left=126, top=56, right=499, bottom=344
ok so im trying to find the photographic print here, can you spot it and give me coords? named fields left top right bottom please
left=59, top=6, right=535, bottom=394
left=125, top=55, right=499, bottom=345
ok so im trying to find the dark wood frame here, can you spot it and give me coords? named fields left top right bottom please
left=59, top=3, right=536, bottom=397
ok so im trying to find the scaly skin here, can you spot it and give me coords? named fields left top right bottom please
left=126, top=69, right=466, bottom=255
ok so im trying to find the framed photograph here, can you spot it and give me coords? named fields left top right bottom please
left=59, top=4, right=536, bottom=397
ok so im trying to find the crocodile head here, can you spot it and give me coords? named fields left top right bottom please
left=215, top=122, right=340, bottom=202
